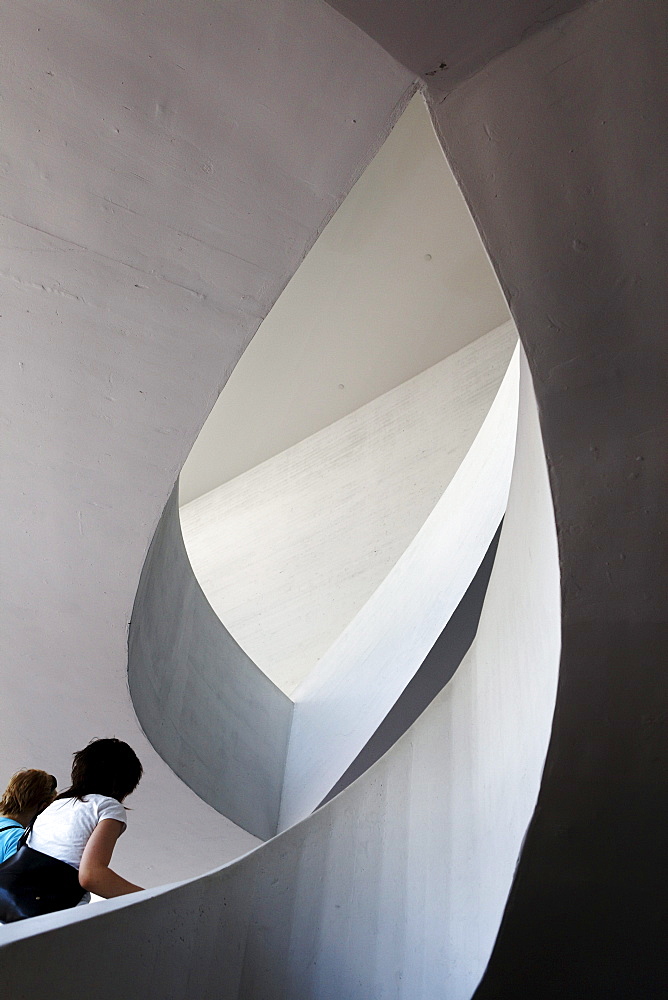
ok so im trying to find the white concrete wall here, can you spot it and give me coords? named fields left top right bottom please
left=279, top=344, right=520, bottom=827
left=0, top=350, right=561, bottom=1000
left=129, top=488, right=294, bottom=841
left=0, top=0, right=414, bottom=884
left=178, top=93, right=510, bottom=503
left=181, top=322, right=516, bottom=694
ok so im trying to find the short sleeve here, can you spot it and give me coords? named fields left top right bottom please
left=96, top=796, right=127, bottom=833
left=3, top=825, right=23, bottom=859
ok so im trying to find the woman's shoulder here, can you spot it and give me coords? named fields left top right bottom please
left=44, top=794, right=125, bottom=818
left=0, top=816, right=23, bottom=829
left=82, top=794, right=127, bottom=825
left=80, top=793, right=122, bottom=807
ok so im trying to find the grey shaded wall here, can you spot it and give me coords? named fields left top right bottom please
left=0, top=352, right=560, bottom=1000
left=128, top=487, right=293, bottom=840
left=324, top=0, right=589, bottom=94
left=321, top=523, right=501, bottom=805
left=427, top=1, right=668, bottom=994
left=3, top=0, right=664, bottom=995
left=0, top=0, right=415, bottom=887
left=320, top=0, right=667, bottom=990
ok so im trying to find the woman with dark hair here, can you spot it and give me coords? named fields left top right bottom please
left=0, top=737, right=146, bottom=922
left=26, top=738, right=144, bottom=904
left=0, top=770, right=57, bottom=862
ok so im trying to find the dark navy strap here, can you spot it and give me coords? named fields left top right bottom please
left=18, top=819, right=35, bottom=848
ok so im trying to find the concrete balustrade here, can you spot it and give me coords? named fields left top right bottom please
left=0, top=352, right=561, bottom=1000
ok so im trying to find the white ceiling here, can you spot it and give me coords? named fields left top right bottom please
left=179, top=94, right=509, bottom=504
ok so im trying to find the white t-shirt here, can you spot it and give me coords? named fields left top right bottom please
left=29, top=794, right=127, bottom=869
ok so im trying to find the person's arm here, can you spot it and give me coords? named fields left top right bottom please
left=78, top=818, right=144, bottom=897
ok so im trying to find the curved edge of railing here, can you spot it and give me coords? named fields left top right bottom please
left=277, top=343, right=521, bottom=828
left=127, top=485, right=293, bottom=841
left=0, top=348, right=561, bottom=1000
left=179, top=322, right=517, bottom=697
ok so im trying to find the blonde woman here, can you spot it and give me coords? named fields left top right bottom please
left=0, top=770, right=57, bottom=863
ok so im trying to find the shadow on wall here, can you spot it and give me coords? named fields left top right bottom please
left=128, top=486, right=293, bottom=841
left=129, top=345, right=519, bottom=841
left=0, top=349, right=561, bottom=1000
left=321, top=522, right=502, bottom=806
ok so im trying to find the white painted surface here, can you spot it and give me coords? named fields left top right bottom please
left=128, top=488, right=294, bottom=840
left=178, top=93, right=510, bottom=503
left=181, top=322, right=516, bottom=694
left=0, top=0, right=414, bottom=883
left=278, top=344, right=521, bottom=828
left=400, top=349, right=561, bottom=997
left=0, top=350, right=561, bottom=1000
left=0, top=1, right=562, bottom=991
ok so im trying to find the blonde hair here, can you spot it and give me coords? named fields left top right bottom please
left=0, top=769, right=57, bottom=817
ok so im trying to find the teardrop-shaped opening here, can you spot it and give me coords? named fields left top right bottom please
left=178, top=93, right=515, bottom=696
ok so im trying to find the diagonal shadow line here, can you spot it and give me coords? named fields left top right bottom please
left=318, top=521, right=502, bottom=807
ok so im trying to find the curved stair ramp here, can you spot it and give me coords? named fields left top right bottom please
left=3, top=0, right=659, bottom=997
left=0, top=350, right=560, bottom=1000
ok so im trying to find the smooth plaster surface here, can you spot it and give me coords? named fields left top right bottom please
left=0, top=351, right=561, bottom=1000
left=278, top=347, right=520, bottom=828
left=429, top=1, right=668, bottom=991
left=0, top=0, right=414, bottom=885
left=324, top=0, right=589, bottom=94
left=321, top=522, right=502, bottom=805
left=314, top=0, right=667, bottom=987
left=181, top=322, right=516, bottom=694
left=128, top=488, right=293, bottom=841
left=178, top=93, right=510, bottom=503
left=3, top=0, right=664, bottom=994
left=138, top=336, right=515, bottom=833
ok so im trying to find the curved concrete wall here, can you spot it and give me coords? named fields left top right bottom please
left=4, top=0, right=661, bottom=994
left=0, top=351, right=561, bottom=1000
left=156, top=337, right=516, bottom=835
left=128, top=488, right=293, bottom=840
left=315, top=2, right=667, bottom=986
left=181, top=322, right=516, bottom=694
left=321, top=523, right=502, bottom=806
left=427, top=2, right=668, bottom=992
left=0, top=0, right=414, bottom=886
left=279, top=346, right=520, bottom=828
left=178, top=93, right=511, bottom=504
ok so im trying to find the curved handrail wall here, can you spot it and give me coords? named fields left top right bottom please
left=1, top=351, right=561, bottom=1000
left=279, top=344, right=520, bottom=828
left=128, top=487, right=293, bottom=840
left=129, top=336, right=517, bottom=840
left=180, top=322, right=516, bottom=697
left=128, top=323, right=519, bottom=839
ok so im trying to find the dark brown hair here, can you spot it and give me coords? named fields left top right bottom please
left=57, top=738, right=142, bottom=804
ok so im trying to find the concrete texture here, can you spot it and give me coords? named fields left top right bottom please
left=2, top=0, right=664, bottom=994
left=0, top=0, right=414, bottom=885
left=321, top=522, right=502, bottom=806
left=324, top=0, right=589, bottom=94
left=181, top=322, right=516, bottom=694
left=178, top=93, right=510, bottom=504
left=0, top=351, right=561, bottom=1000
left=430, top=1, right=668, bottom=992
left=128, top=488, right=293, bottom=841
left=159, top=333, right=514, bottom=832
left=278, top=346, right=520, bottom=828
